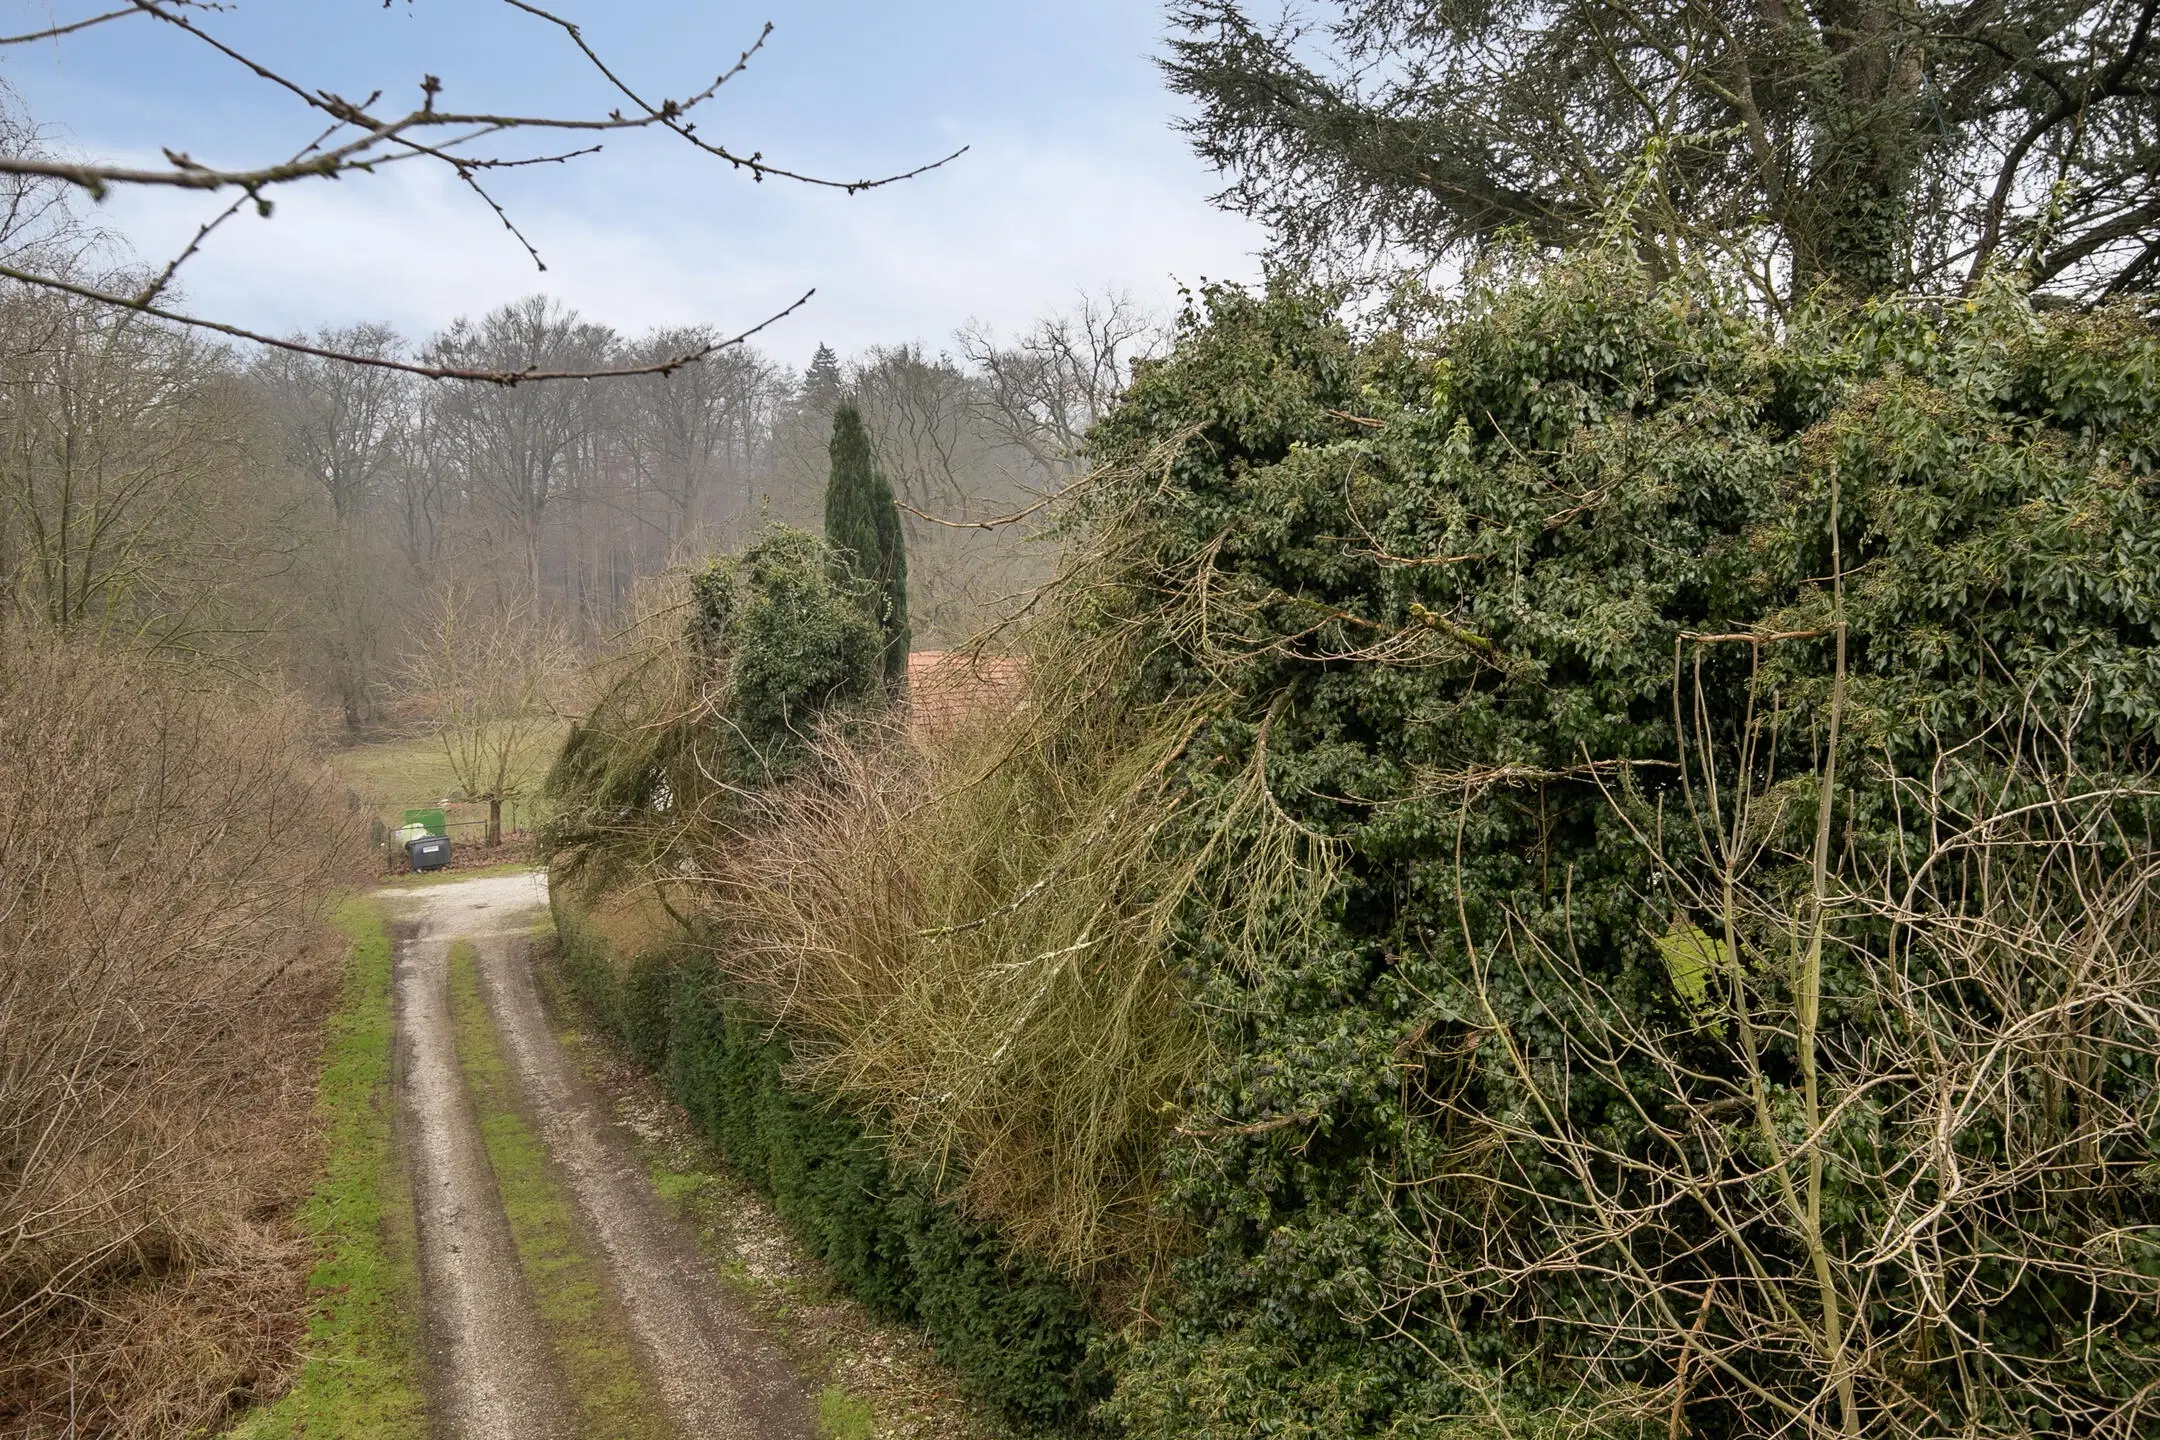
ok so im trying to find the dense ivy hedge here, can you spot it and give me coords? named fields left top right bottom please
left=549, top=898, right=1107, bottom=1431
left=1077, top=260, right=2160, bottom=1437
left=544, top=257, right=2160, bottom=1438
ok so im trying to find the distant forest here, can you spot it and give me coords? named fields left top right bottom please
left=0, top=147, right=1149, bottom=730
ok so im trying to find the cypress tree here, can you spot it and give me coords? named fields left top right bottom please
left=823, top=403, right=910, bottom=688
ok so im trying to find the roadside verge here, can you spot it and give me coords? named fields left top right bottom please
left=228, top=900, right=427, bottom=1440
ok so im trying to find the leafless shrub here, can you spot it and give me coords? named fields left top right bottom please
left=0, top=628, right=365, bottom=1433
left=403, top=580, right=576, bottom=845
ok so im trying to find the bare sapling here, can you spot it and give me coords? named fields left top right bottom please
left=406, top=582, right=572, bottom=848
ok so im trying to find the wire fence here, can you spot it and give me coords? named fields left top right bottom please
left=371, top=801, right=535, bottom=871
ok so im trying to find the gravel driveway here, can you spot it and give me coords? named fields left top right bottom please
left=383, top=871, right=815, bottom=1440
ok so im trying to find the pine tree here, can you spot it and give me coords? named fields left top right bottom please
left=823, top=403, right=909, bottom=688
left=801, top=344, right=843, bottom=416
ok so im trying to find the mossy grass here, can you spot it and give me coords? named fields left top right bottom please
left=225, top=900, right=427, bottom=1439
left=445, top=941, right=673, bottom=1440
left=816, top=1385, right=877, bottom=1440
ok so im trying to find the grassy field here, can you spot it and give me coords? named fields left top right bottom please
left=227, top=901, right=428, bottom=1440
left=328, top=722, right=571, bottom=837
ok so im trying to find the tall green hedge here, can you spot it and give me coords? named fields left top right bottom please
left=550, top=900, right=1106, bottom=1431
left=1076, top=259, right=2160, bottom=1438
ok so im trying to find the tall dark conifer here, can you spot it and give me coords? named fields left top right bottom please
left=801, top=343, right=843, bottom=416
left=823, top=402, right=909, bottom=687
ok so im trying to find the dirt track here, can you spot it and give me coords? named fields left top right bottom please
left=383, top=871, right=815, bottom=1440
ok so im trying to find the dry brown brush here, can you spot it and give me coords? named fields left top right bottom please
left=0, top=629, right=364, bottom=1436
left=708, top=663, right=1222, bottom=1288
left=547, top=502, right=1339, bottom=1298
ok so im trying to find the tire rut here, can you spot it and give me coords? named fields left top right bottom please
left=385, top=871, right=816, bottom=1440
left=391, top=884, right=572, bottom=1440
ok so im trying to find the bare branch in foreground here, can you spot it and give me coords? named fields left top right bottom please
left=0, top=260, right=814, bottom=383
left=0, top=3, right=963, bottom=377
left=896, top=489, right=1066, bottom=532
left=0, top=5, right=143, bottom=47
left=0, top=5, right=965, bottom=201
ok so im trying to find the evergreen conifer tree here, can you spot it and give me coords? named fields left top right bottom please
left=801, top=343, right=843, bottom=416
left=823, top=402, right=909, bottom=688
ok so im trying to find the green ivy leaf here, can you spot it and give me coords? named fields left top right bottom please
left=1656, top=922, right=1732, bottom=1013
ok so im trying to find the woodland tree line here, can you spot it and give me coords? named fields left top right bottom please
left=0, top=116, right=1145, bottom=734
left=0, top=281, right=1142, bottom=731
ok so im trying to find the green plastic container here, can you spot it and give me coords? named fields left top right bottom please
left=403, top=807, right=449, bottom=837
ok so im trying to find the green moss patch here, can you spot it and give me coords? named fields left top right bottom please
left=817, top=1385, right=877, bottom=1440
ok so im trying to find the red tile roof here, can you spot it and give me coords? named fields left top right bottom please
left=906, top=650, right=1027, bottom=739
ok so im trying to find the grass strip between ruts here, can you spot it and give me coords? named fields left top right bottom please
left=226, top=899, right=428, bottom=1439
left=446, top=939, right=674, bottom=1440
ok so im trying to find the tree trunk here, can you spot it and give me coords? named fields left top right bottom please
left=487, top=796, right=502, bottom=848
left=1791, top=0, right=1925, bottom=297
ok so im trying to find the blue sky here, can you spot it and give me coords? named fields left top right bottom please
left=2, top=1, right=1263, bottom=367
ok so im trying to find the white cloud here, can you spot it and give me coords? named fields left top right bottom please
left=98, top=118, right=1263, bottom=370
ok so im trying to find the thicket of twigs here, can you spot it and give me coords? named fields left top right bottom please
left=1387, top=657, right=2160, bottom=1438
left=0, top=629, right=364, bottom=1436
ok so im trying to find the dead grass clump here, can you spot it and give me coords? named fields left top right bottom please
left=697, top=598, right=1339, bottom=1295
left=0, top=629, right=365, bottom=1435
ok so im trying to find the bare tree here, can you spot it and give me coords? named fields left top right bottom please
left=424, top=297, right=613, bottom=599
left=0, top=81, right=93, bottom=270
left=389, top=393, right=457, bottom=572
left=618, top=330, right=778, bottom=552
left=851, top=344, right=980, bottom=516
left=252, top=325, right=410, bottom=524
left=252, top=325, right=412, bottom=727
left=956, top=293, right=1158, bottom=476
left=0, top=285, right=279, bottom=643
left=405, top=582, right=571, bottom=846
left=0, top=6, right=962, bottom=381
